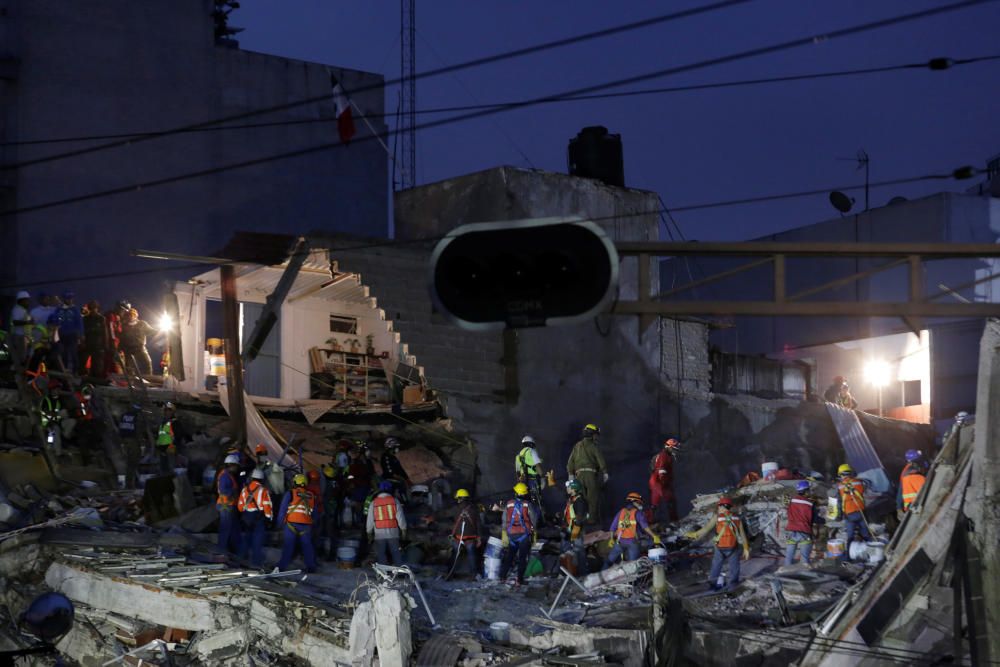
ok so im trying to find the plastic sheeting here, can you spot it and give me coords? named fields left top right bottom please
left=217, top=379, right=295, bottom=470
left=825, top=403, right=890, bottom=493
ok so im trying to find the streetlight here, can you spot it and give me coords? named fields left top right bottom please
left=864, top=359, right=891, bottom=417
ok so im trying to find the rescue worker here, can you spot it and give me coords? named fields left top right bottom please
left=8, top=290, right=33, bottom=367
left=120, top=308, right=156, bottom=376
left=824, top=376, right=858, bottom=409
left=515, top=435, right=545, bottom=510
left=348, top=444, right=375, bottom=499
left=237, top=468, right=273, bottom=568
left=82, top=301, right=108, bottom=378
left=366, top=480, right=407, bottom=565
left=603, top=492, right=661, bottom=568
left=216, top=454, right=243, bottom=554
left=380, top=437, right=411, bottom=499
left=784, top=480, right=818, bottom=565
left=71, top=384, right=100, bottom=465
left=355, top=441, right=379, bottom=486
left=54, top=292, right=83, bottom=374
left=567, top=424, right=607, bottom=524
left=277, top=474, right=318, bottom=572
left=563, top=479, right=590, bottom=575
left=118, top=403, right=141, bottom=488
left=320, top=464, right=341, bottom=560
left=105, top=300, right=129, bottom=375
left=450, top=488, right=482, bottom=577
left=306, top=470, right=325, bottom=556
left=500, top=482, right=537, bottom=586
left=837, top=463, right=871, bottom=553
left=898, top=449, right=927, bottom=515
left=155, top=402, right=177, bottom=475
left=686, top=497, right=749, bottom=591
left=648, top=437, right=680, bottom=524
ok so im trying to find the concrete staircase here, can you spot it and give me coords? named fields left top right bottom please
left=335, top=245, right=505, bottom=399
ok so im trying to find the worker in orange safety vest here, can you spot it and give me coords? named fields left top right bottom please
left=686, top=496, right=749, bottom=591
left=837, top=463, right=871, bottom=556
left=603, top=491, right=661, bottom=569
left=898, top=449, right=927, bottom=514
left=276, top=474, right=317, bottom=572
left=367, top=480, right=407, bottom=565
left=216, top=454, right=243, bottom=554
left=237, top=468, right=273, bottom=568
left=500, top=482, right=537, bottom=586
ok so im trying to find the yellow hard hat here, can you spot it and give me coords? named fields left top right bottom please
left=322, top=464, right=336, bottom=479
left=837, top=463, right=854, bottom=476
left=293, top=473, right=307, bottom=486
left=513, top=482, right=529, bottom=496
left=584, top=423, right=599, bottom=432
left=455, top=488, right=470, bottom=499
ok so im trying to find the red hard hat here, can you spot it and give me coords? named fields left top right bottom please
left=718, top=496, right=733, bottom=506
left=307, top=470, right=320, bottom=481
left=664, top=438, right=679, bottom=448
left=254, top=444, right=267, bottom=455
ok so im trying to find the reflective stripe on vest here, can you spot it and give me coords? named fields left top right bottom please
left=286, top=488, right=314, bottom=524
left=614, top=508, right=639, bottom=541
left=715, top=511, right=738, bottom=549
left=238, top=481, right=273, bottom=519
left=216, top=470, right=238, bottom=507
left=564, top=499, right=576, bottom=528
left=901, top=473, right=926, bottom=509
left=839, top=478, right=866, bottom=515
left=373, top=494, right=399, bottom=529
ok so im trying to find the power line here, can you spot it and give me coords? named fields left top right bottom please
left=0, top=1, right=751, bottom=171
left=1, top=1, right=989, bottom=220
left=0, top=163, right=979, bottom=290
left=4, top=53, right=997, bottom=149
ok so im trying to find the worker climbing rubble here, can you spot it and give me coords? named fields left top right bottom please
left=449, top=488, right=481, bottom=578
left=603, top=491, right=661, bottom=569
left=784, top=480, right=820, bottom=566
left=237, top=468, right=273, bottom=569
left=823, top=375, right=858, bottom=409
left=216, top=454, right=243, bottom=555
left=567, top=423, right=607, bottom=524
left=516, top=434, right=547, bottom=514
left=500, top=482, right=537, bottom=587
left=367, top=480, right=407, bottom=565
left=648, top=437, right=680, bottom=524
left=837, top=463, right=871, bottom=556
left=686, top=496, right=749, bottom=591
left=898, top=449, right=927, bottom=516
left=380, top=437, right=411, bottom=500
left=563, top=479, right=590, bottom=576
left=276, top=473, right=318, bottom=573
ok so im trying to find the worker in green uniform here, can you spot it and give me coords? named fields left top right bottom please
left=567, top=423, right=608, bottom=525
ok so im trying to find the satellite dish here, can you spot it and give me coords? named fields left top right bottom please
left=888, top=196, right=908, bottom=206
left=829, top=191, right=854, bottom=214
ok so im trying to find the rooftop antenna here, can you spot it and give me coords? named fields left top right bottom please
left=399, top=0, right=416, bottom=190
left=837, top=148, right=869, bottom=211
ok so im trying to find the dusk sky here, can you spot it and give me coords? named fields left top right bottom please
left=237, top=0, right=1000, bottom=241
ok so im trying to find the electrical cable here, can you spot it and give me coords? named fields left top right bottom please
left=1, top=0, right=989, bottom=221
left=0, top=162, right=982, bottom=290
left=0, top=1, right=752, bottom=169
left=4, top=53, right=997, bottom=149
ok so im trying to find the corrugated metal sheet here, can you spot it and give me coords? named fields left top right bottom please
left=826, top=403, right=890, bottom=492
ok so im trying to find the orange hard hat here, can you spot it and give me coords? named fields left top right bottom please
left=718, top=496, right=733, bottom=507
left=307, top=470, right=320, bottom=481
left=254, top=444, right=267, bottom=455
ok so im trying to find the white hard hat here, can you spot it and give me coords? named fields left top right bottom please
left=224, top=454, right=240, bottom=465
left=521, top=435, right=535, bottom=444
left=251, top=468, right=266, bottom=480
left=16, top=290, right=29, bottom=300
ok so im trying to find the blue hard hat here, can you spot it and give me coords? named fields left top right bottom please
left=20, top=592, right=74, bottom=642
left=379, top=480, right=393, bottom=492
left=905, top=449, right=922, bottom=462
left=796, top=480, right=810, bottom=493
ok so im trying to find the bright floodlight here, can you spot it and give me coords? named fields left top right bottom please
left=158, top=313, right=174, bottom=332
left=864, top=359, right=891, bottom=388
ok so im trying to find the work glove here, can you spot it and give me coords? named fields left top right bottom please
left=683, top=531, right=697, bottom=539
left=742, top=547, right=750, bottom=561
left=607, top=538, right=615, bottom=549
left=652, top=535, right=662, bottom=546
left=602, top=472, right=609, bottom=484
left=501, top=533, right=509, bottom=548
left=531, top=533, right=537, bottom=546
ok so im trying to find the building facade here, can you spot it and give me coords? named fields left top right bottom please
left=0, top=0, right=388, bottom=313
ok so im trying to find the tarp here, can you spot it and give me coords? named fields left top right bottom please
left=825, top=403, right=890, bottom=493
left=218, top=378, right=295, bottom=469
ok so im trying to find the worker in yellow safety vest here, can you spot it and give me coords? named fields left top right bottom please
left=276, top=474, right=317, bottom=572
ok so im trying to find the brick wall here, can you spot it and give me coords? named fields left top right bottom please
left=660, top=319, right=712, bottom=399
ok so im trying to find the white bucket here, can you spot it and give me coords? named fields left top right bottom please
left=647, top=547, right=668, bottom=564
left=761, top=461, right=779, bottom=480
left=483, top=536, right=504, bottom=560
left=483, top=557, right=502, bottom=580
left=848, top=541, right=868, bottom=562
left=202, top=467, right=217, bottom=488
left=336, top=546, right=357, bottom=563
left=866, top=541, right=886, bottom=564
left=489, top=621, right=510, bottom=644
left=825, top=538, right=846, bottom=559
left=341, top=505, right=353, bottom=528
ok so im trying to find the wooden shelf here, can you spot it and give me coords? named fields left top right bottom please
left=309, top=348, right=390, bottom=404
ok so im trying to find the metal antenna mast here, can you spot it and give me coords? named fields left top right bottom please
left=400, top=0, right=416, bottom=190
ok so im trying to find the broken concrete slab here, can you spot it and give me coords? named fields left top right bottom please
left=192, top=625, right=248, bottom=663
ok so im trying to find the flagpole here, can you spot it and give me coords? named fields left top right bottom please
left=351, top=100, right=393, bottom=162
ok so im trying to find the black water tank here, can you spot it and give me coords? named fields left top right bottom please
left=568, top=126, right=624, bottom=187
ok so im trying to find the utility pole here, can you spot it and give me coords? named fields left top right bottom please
left=220, top=265, right=247, bottom=445
left=400, top=0, right=416, bottom=190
